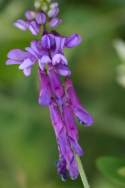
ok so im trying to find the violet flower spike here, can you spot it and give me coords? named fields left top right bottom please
left=5, top=0, right=94, bottom=183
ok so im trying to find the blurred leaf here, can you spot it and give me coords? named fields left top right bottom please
left=100, top=0, right=125, bottom=7
left=92, top=176, right=121, bottom=188
left=0, top=0, right=12, bottom=12
left=97, top=156, right=125, bottom=187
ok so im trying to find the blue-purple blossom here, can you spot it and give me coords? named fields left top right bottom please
left=6, top=0, right=93, bottom=181
left=39, top=69, right=52, bottom=106
left=65, top=79, right=93, bottom=126
left=14, top=1, right=61, bottom=35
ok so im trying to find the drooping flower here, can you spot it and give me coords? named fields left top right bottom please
left=38, top=69, right=53, bottom=106
left=5, top=0, right=93, bottom=181
left=65, top=79, right=93, bottom=126
left=49, top=100, right=80, bottom=180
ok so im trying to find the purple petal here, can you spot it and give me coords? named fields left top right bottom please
left=57, top=157, right=67, bottom=181
left=65, top=79, right=93, bottom=126
left=28, top=21, right=40, bottom=35
left=25, top=10, right=36, bottom=20
left=65, top=79, right=81, bottom=106
left=71, top=140, right=84, bottom=156
left=65, top=34, right=82, bottom=48
left=41, top=34, right=55, bottom=49
left=39, top=70, right=52, bottom=106
left=49, top=102, right=80, bottom=180
left=48, top=7, right=59, bottom=18
left=49, top=102, right=64, bottom=136
left=48, top=67, right=64, bottom=98
left=6, top=59, right=20, bottom=65
left=30, top=40, right=40, bottom=55
left=19, top=58, right=34, bottom=70
left=52, top=54, right=68, bottom=66
left=41, top=35, right=51, bottom=49
left=39, top=56, right=51, bottom=70
left=49, top=102, right=72, bottom=160
left=26, top=47, right=38, bottom=58
left=55, top=36, right=65, bottom=51
left=8, top=49, right=29, bottom=61
left=74, top=107, right=94, bottom=126
left=63, top=105, right=78, bottom=139
left=39, top=89, right=51, bottom=106
left=23, top=68, right=32, bottom=77
left=55, top=64, right=71, bottom=76
left=14, top=19, right=28, bottom=31
left=49, top=18, right=62, bottom=28
left=68, top=158, right=79, bottom=180
left=36, top=12, right=46, bottom=24
left=50, top=2, right=59, bottom=9
left=38, top=61, right=44, bottom=71
left=63, top=105, right=83, bottom=156
left=35, top=40, right=43, bottom=52
left=41, top=55, right=51, bottom=64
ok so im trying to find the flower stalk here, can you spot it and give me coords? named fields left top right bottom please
left=76, top=155, right=90, bottom=188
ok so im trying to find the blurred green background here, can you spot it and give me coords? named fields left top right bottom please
left=0, top=0, right=125, bottom=187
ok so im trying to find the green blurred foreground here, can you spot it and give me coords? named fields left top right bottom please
left=0, top=0, right=125, bottom=187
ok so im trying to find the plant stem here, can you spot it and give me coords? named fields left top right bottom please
left=76, top=155, right=90, bottom=188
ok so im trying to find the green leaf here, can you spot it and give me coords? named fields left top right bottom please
left=97, top=156, right=125, bottom=187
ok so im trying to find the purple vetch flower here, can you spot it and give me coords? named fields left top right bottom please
left=14, top=10, right=47, bottom=35
left=38, top=69, right=53, bottom=106
left=52, top=54, right=68, bottom=66
left=57, top=155, right=67, bottom=181
left=48, top=66, right=64, bottom=98
left=49, top=101, right=79, bottom=180
left=6, top=49, right=36, bottom=76
left=48, top=6, right=59, bottom=18
left=14, top=1, right=61, bottom=35
left=36, top=12, right=46, bottom=24
left=5, top=0, right=94, bottom=181
left=55, top=64, right=71, bottom=77
left=41, top=34, right=54, bottom=49
left=65, top=34, right=82, bottom=48
left=14, top=19, right=28, bottom=31
left=49, top=17, right=62, bottom=28
left=25, top=10, right=36, bottom=20
left=65, top=79, right=94, bottom=126
left=63, top=104, right=83, bottom=156
left=28, top=21, right=40, bottom=35
left=47, top=2, right=62, bottom=27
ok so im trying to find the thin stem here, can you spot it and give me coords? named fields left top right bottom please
left=76, top=155, right=90, bottom=188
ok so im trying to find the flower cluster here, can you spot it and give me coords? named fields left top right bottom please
left=6, top=0, right=93, bottom=181
left=15, top=1, right=61, bottom=35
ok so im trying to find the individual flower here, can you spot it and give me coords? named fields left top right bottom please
left=65, top=79, right=93, bottom=126
left=15, top=11, right=46, bottom=35
left=6, top=49, right=35, bottom=76
left=49, top=101, right=80, bottom=180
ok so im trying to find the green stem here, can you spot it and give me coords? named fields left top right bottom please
left=76, top=155, right=90, bottom=188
